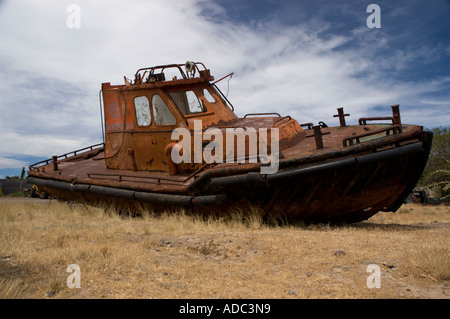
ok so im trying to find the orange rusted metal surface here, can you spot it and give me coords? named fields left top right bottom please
left=27, top=61, right=433, bottom=223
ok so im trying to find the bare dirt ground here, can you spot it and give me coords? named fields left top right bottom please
left=0, top=197, right=448, bottom=299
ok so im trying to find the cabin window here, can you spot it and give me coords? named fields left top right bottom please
left=134, top=96, right=151, bottom=126
left=152, top=94, right=176, bottom=125
left=203, top=89, right=216, bottom=103
left=169, top=90, right=206, bottom=115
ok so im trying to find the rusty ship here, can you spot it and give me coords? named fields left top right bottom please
left=27, top=61, right=433, bottom=223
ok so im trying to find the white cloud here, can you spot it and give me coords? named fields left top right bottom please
left=0, top=0, right=448, bottom=160
left=420, top=98, right=450, bottom=106
left=0, top=130, right=90, bottom=158
left=0, top=156, right=27, bottom=169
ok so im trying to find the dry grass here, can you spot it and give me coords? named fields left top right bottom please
left=409, top=241, right=449, bottom=282
left=0, top=198, right=448, bottom=299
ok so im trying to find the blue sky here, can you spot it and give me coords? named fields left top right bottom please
left=0, top=0, right=449, bottom=178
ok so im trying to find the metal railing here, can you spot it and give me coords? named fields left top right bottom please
left=29, top=143, right=104, bottom=171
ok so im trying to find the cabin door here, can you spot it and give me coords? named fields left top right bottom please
left=131, top=91, right=183, bottom=172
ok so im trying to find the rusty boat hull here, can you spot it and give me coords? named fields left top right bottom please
left=27, top=124, right=432, bottom=224
left=26, top=62, right=433, bottom=223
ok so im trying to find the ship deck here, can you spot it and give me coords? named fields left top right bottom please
left=28, top=123, right=424, bottom=194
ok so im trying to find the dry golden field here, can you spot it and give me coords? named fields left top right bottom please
left=0, top=197, right=448, bottom=299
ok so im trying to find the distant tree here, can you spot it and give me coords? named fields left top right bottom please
left=5, top=175, right=20, bottom=180
left=4, top=168, right=26, bottom=181
left=419, top=127, right=450, bottom=199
